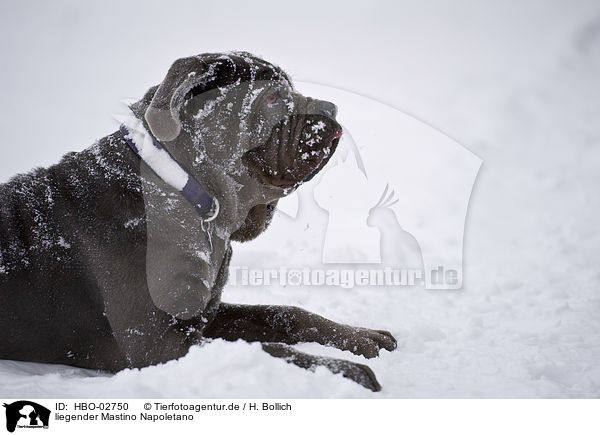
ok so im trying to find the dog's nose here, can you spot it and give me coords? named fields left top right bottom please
left=315, top=100, right=338, bottom=119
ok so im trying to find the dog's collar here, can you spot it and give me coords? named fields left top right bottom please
left=119, top=117, right=219, bottom=222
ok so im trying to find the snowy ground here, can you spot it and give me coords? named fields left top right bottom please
left=1, top=1, right=599, bottom=398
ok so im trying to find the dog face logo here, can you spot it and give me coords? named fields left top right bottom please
left=2, top=401, right=50, bottom=432
left=248, top=81, right=482, bottom=290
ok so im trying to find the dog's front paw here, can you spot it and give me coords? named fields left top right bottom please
left=344, top=327, right=397, bottom=359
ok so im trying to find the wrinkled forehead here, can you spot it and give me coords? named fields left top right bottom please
left=195, top=52, right=293, bottom=94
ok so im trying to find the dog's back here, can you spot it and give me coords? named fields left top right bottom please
left=0, top=136, right=141, bottom=370
left=0, top=133, right=231, bottom=371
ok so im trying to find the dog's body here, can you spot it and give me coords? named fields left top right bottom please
left=0, top=53, right=395, bottom=390
left=0, top=132, right=179, bottom=370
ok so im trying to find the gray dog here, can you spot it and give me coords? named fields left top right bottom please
left=0, top=52, right=396, bottom=392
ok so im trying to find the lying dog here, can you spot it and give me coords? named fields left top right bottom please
left=0, top=52, right=396, bottom=392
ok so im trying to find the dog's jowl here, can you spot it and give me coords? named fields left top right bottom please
left=0, top=52, right=396, bottom=391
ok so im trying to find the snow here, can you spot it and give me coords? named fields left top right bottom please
left=1, top=0, right=600, bottom=398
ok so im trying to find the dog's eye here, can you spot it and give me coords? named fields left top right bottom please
left=265, top=93, right=278, bottom=104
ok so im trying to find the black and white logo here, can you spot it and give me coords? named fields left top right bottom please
left=3, top=401, right=50, bottom=433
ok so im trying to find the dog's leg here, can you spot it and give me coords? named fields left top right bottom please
left=261, top=343, right=382, bottom=392
left=203, top=303, right=397, bottom=359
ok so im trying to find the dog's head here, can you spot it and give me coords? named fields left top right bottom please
left=131, top=52, right=341, bottom=194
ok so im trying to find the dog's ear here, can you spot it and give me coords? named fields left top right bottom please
left=145, top=56, right=208, bottom=142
